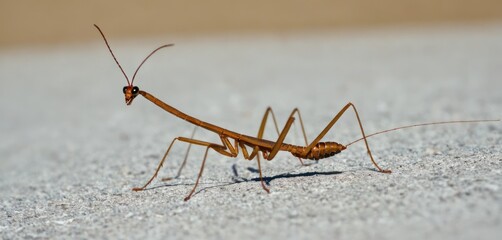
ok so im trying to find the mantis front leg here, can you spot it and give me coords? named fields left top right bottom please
left=132, top=136, right=238, bottom=196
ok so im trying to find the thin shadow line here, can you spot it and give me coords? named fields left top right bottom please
left=249, top=170, right=343, bottom=185
left=191, top=170, right=343, bottom=197
left=139, top=170, right=343, bottom=198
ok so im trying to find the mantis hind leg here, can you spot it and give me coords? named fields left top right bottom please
left=303, top=102, right=391, bottom=173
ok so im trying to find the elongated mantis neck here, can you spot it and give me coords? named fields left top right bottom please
left=138, top=90, right=235, bottom=137
left=139, top=90, right=191, bottom=122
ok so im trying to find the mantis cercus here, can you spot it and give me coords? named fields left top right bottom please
left=94, top=24, right=499, bottom=201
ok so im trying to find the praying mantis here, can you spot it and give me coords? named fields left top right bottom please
left=94, top=24, right=498, bottom=201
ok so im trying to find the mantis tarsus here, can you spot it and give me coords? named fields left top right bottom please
left=94, top=24, right=499, bottom=201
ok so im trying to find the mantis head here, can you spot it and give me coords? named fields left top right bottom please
left=123, top=86, right=140, bottom=105
left=93, top=24, right=174, bottom=105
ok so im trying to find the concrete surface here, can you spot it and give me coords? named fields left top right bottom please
left=1, top=24, right=501, bottom=239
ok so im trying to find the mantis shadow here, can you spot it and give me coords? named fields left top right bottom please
left=137, top=163, right=387, bottom=200
left=143, top=164, right=393, bottom=201
left=144, top=167, right=344, bottom=199
left=191, top=169, right=343, bottom=197
left=241, top=169, right=343, bottom=185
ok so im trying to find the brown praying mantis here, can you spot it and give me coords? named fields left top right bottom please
left=94, top=24, right=499, bottom=201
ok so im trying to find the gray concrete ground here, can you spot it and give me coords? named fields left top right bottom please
left=1, top=24, right=501, bottom=240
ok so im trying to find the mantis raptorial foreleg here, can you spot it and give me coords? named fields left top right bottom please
left=182, top=136, right=239, bottom=201
left=161, top=126, right=198, bottom=181
left=132, top=136, right=238, bottom=192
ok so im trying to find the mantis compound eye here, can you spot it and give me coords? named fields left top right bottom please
left=132, top=86, right=139, bottom=94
